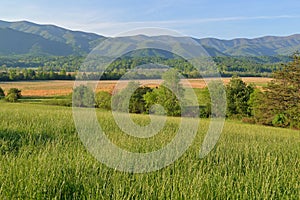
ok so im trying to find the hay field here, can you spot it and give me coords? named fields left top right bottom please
left=0, top=77, right=272, bottom=96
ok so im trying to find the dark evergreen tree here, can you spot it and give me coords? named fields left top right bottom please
left=254, top=53, right=300, bottom=128
left=0, top=87, right=5, bottom=99
left=129, top=86, right=153, bottom=114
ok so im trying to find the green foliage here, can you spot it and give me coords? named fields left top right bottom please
left=193, top=81, right=226, bottom=118
left=129, top=86, right=152, bottom=114
left=144, top=69, right=184, bottom=116
left=213, top=56, right=287, bottom=75
left=0, top=103, right=299, bottom=199
left=194, top=88, right=211, bottom=118
left=0, top=87, right=4, bottom=99
left=112, top=71, right=184, bottom=116
left=4, top=88, right=21, bottom=102
left=112, top=82, right=153, bottom=113
left=248, top=89, right=264, bottom=118
left=272, top=113, right=289, bottom=127
left=144, top=85, right=182, bottom=116
left=253, top=53, right=300, bottom=128
left=226, top=76, right=254, bottom=117
left=95, top=91, right=112, bottom=110
left=207, top=80, right=227, bottom=118
left=112, top=81, right=140, bottom=112
left=162, top=68, right=184, bottom=96
left=0, top=54, right=291, bottom=81
left=72, top=85, right=94, bottom=107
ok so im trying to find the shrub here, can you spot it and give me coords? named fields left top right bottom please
left=72, top=85, right=94, bottom=107
left=95, top=91, right=112, bottom=110
left=5, top=88, right=21, bottom=102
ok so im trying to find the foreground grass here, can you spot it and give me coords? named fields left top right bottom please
left=0, top=103, right=299, bottom=199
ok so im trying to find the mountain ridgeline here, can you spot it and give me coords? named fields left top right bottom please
left=0, top=20, right=105, bottom=56
left=0, top=20, right=300, bottom=57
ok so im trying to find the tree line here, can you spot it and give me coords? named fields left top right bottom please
left=72, top=53, right=300, bottom=129
left=0, top=55, right=288, bottom=81
left=223, top=53, right=299, bottom=129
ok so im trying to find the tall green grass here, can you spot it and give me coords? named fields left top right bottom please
left=0, top=103, right=299, bottom=199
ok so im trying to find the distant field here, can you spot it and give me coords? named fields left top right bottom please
left=0, top=77, right=272, bottom=96
left=0, top=103, right=298, bottom=199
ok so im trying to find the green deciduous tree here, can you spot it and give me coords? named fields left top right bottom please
left=72, top=85, right=94, bottom=107
left=208, top=80, right=227, bottom=118
left=248, top=89, right=264, bottom=117
left=162, top=68, right=184, bottom=97
left=129, top=86, right=152, bottom=114
left=144, top=85, right=182, bottom=116
left=112, top=81, right=140, bottom=112
left=144, top=69, right=184, bottom=116
left=95, top=91, right=112, bottom=110
left=112, top=81, right=153, bottom=113
left=226, top=76, right=254, bottom=117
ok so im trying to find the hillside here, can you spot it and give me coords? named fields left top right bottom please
left=197, top=34, right=300, bottom=56
left=0, top=20, right=105, bottom=55
left=0, top=28, right=74, bottom=56
left=0, top=20, right=300, bottom=56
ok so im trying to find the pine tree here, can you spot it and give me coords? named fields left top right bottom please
left=255, top=53, right=300, bottom=128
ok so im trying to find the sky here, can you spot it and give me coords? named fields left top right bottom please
left=1, top=0, right=300, bottom=39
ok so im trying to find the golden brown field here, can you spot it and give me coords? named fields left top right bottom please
left=0, top=77, right=272, bottom=96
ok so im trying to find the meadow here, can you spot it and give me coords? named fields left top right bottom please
left=0, top=103, right=299, bottom=199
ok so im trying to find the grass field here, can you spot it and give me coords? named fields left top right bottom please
left=0, top=103, right=299, bottom=199
left=0, top=77, right=272, bottom=96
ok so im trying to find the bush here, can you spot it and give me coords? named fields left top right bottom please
left=72, top=85, right=94, bottom=107
left=5, top=88, right=21, bottom=102
left=272, top=113, right=289, bottom=127
left=95, top=91, right=112, bottom=110
left=143, top=69, right=184, bottom=117
left=144, top=85, right=181, bottom=116
left=112, top=82, right=153, bottom=113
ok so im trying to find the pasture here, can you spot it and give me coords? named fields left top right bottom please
left=0, top=103, right=299, bottom=199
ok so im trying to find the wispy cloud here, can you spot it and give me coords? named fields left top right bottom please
left=100, top=15, right=300, bottom=26
left=77, top=15, right=300, bottom=36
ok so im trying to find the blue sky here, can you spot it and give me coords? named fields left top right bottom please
left=1, top=0, right=300, bottom=39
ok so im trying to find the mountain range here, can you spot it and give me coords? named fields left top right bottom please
left=0, top=20, right=300, bottom=57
